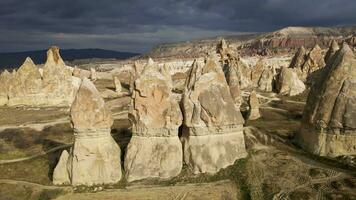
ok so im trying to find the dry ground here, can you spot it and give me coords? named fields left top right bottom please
left=0, top=89, right=355, bottom=200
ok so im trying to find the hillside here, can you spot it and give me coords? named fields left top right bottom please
left=144, top=26, right=356, bottom=58
left=0, top=49, right=139, bottom=69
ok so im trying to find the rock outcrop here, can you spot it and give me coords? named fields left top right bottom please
left=300, top=44, right=326, bottom=81
left=42, top=46, right=79, bottom=106
left=251, top=58, right=265, bottom=87
left=276, top=67, right=306, bottom=96
left=247, top=90, right=261, bottom=120
left=324, top=40, right=340, bottom=64
left=124, top=59, right=183, bottom=182
left=296, top=44, right=356, bottom=157
left=53, top=78, right=122, bottom=186
left=289, top=46, right=307, bottom=69
left=114, top=76, right=122, bottom=93
left=258, top=66, right=275, bottom=92
left=0, top=70, right=11, bottom=106
left=8, top=57, right=44, bottom=106
left=181, top=55, right=247, bottom=174
left=1, top=46, right=80, bottom=107
left=225, top=58, right=242, bottom=107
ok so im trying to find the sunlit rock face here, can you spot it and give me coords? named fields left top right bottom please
left=53, top=78, right=122, bottom=186
left=247, top=90, right=261, bottom=120
left=0, top=70, right=11, bottom=106
left=181, top=55, right=247, bottom=174
left=296, top=44, right=356, bottom=157
left=258, top=66, right=275, bottom=92
left=1, top=46, right=80, bottom=107
left=124, top=58, right=183, bottom=182
left=324, top=40, right=340, bottom=65
left=276, top=67, right=305, bottom=96
left=42, top=46, right=79, bottom=106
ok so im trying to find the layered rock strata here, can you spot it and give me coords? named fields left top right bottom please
left=296, top=44, right=356, bottom=157
left=53, top=78, right=122, bottom=186
left=181, top=55, right=247, bottom=174
left=124, top=59, right=183, bottom=182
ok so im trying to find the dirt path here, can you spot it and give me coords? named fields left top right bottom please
left=54, top=180, right=237, bottom=200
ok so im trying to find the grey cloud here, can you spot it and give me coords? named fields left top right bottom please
left=0, top=0, right=355, bottom=52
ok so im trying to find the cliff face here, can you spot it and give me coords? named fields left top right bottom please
left=144, top=26, right=356, bottom=59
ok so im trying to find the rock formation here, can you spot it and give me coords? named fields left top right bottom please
left=296, top=43, right=356, bottom=157
left=247, top=90, right=261, bottom=120
left=258, top=66, right=275, bottom=92
left=289, top=46, right=307, bottom=69
left=225, top=58, right=242, bottom=107
left=53, top=78, right=122, bottom=186
left=227, top=55, right=252, bottom=89
left=7, top=57, right=44, bottom=106
left=324, top=40, right=340, bottom=64
left=276, top=67, right=306, bottom=96
left=42, top=46, right=79, bottom=106
left=114, top=76, right=122, bottom=93
left=124, top=58, right=183, bottom=182
left=181, top=55, right=247, bottom=174
left=251, top=58, right=265, bottom=87
left=90, top=68, right=97, bottom=81
left=0, top=70, right=11, bottom=106
left=3, top=46, right=80, bottom=107
left=300, top=44, right=326, bottom=81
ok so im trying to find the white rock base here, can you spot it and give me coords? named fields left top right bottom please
left=124, top=136, right=183, bottom=182
left=181, top=131, right=247, bottom=174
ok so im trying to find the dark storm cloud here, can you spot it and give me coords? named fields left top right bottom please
left=0, top=0, right=355, bottom=52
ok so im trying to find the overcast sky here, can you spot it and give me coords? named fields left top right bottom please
left=0, top=0, right=355, bottom=53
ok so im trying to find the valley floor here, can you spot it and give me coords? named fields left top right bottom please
left=0, top=89, right=355, bottom=200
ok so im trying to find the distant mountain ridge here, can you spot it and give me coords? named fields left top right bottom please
left=0, top=48, right=139, bottom=69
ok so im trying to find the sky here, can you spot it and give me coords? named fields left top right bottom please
left=0, top=0, right=355, bottom=53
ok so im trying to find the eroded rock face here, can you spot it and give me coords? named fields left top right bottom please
left=3, top=46, right=80, bottom=107
left=258, top=66, right=275, bottom=92
left=228, top=56, right=252, bottom=89
left=247, top=90, right=260, bottom=120
left=8, top=58, right=44, bottom=106
left=124, top=58, right=183, bottom=182
left=53, top=78, right=122, bottom=186
left=277, top=67, right=305, bottom=96
left=251, top=58, right=265, bottom=87
left=300, top=44, right=326, bottom=81
left=296, top=44, right=356, bottom=157
left=324, top=40, right=340, bottom=64
left=289, top=46, right=307, bottom=69
left=42, top=46, right=79, bottom=106
left=181, top=55, right=247, bottom=174
left=0, top=70, right=11, bottom=106
left=114, top=76, right=122, bottom=93
left=225, top=58, right=242, bottom=107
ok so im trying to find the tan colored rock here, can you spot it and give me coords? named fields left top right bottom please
left=224, top=58, right=242, bottom=107
left=181, top=55, right=247, bottom=174
left=114, top=76, right=122, bottom=93
left=90, top=68, right=97, bottom=81
left=247, top=90, right=260, bottom=120
left=258, top=66, right=274, bottom=92
left=53, top=150, right=70, bottom=185
left=7, top=57, right=44, bottom=106
left=289, top=46, right=307, bottom=69
left=0, top=70, right=11, bottom=106
left=53, top=78, right=122, bottom=186
left=300, top=44, right=326, bottom=80
left=324, top=40, right=340, bottom=64
left=277, top=67, right=305, bottom=96
left=42, top=46, right=78, bottom=106
left=124, top=58, right=183, bottom=182
left=296, top=43, right=356, bottom=157
left=251, top=58, right=265, bottom=87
